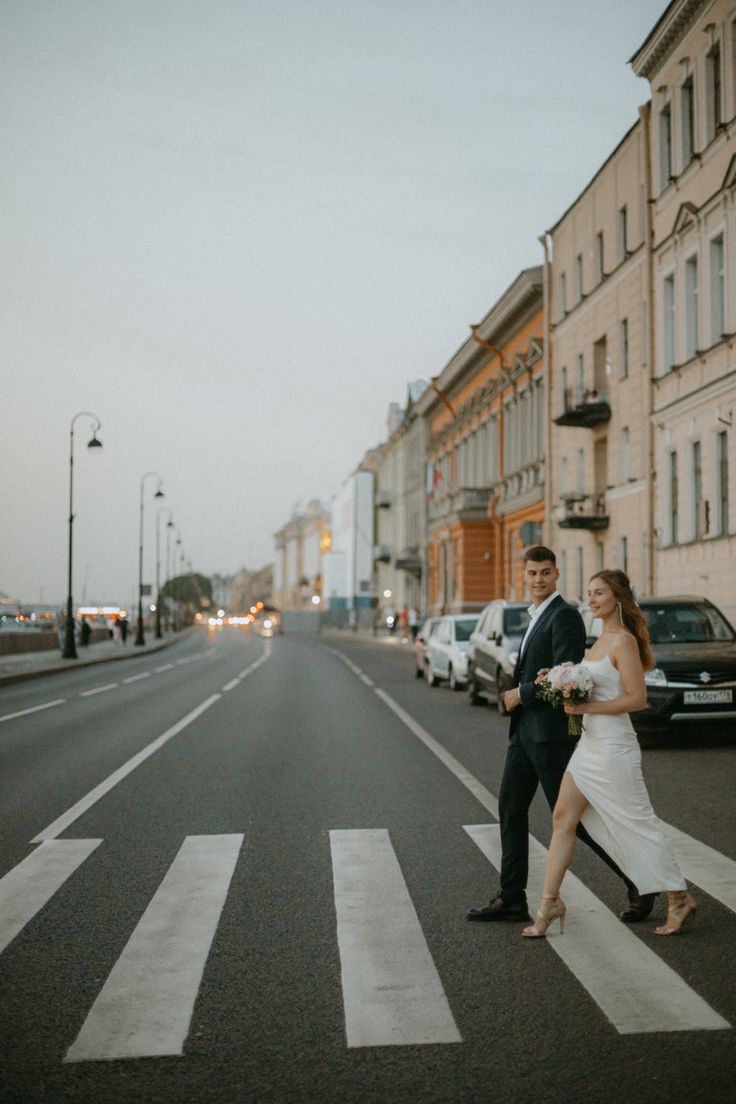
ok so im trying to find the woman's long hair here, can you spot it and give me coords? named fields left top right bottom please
left=590, top=569, right=655, bottom=671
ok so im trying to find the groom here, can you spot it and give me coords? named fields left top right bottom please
left=466, top=545, right=655, bottom=923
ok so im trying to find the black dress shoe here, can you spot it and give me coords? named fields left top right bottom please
left=619, top=891, right=658, bottom=923
left=466, top=895, right=532, bottom=922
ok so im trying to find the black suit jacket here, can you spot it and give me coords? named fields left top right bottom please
left=510, top=594, right=586, bottom=744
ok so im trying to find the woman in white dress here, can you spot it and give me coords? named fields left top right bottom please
left=522, top=569, right=696, bottom=939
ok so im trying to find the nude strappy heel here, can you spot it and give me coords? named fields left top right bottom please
left=522, top=895, right=566, bottom=938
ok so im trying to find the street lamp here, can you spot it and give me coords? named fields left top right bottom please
left=63, top=412, right=103, bottom=660
left=135, top=471, right=164, bottom=646
left=162, top=512, right=175, bottom=633
left=156, top=506, right=174, bottom=638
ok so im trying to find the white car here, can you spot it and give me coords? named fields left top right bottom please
left=425, top=614, right=480, bottom=690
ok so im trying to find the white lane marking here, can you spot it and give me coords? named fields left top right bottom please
left=31, top=695, right=221, bottom=842
left=359, top=673, right=375, bottom=687
left=330, top=829, right=461, bottom=1048
left=65, top=834, right=243, bottom=1062
left=0, top=840, right=102, bottom=956
left=373, top=687, right=498, bottom=818
left=665, top=822, right=736, bottom=914
left=465, top=824, right=729, bottom=1034
left=80, top=683, right=118, bottom=698
left=222, top=678, right=239, bottom=692
left=122, top=672, right=151, bottom=684
left=0, top=699, right=66, bottom=725
left=154, top=663, right=175, bottom=673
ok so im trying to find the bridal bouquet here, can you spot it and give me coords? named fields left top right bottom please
left=536, top=662, right=593, bottom=736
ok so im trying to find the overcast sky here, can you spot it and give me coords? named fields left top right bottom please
left=2, top=0, right=664, bottom=608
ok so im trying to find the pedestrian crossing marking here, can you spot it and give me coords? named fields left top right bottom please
left=330, top=828, right=461, bottom=1048
left=464, top=824, right=730, bottom=1034
left=65, top=833, right=243, bottom=1062
left=0, top=840, right=102, bottom=956
left=664, top=822, right=736, bottom=914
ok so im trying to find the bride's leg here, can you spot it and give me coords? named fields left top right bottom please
left=541, top=772, right=589, bottom=899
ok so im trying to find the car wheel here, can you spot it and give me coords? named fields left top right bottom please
left=468, top=673, right=484, bottom=706
left=426, top=662, right=438, bottom=687
left=449, top=665, right=462, bottom=691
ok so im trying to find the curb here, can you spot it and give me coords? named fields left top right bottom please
left=0, top=627, right=197, bottom=688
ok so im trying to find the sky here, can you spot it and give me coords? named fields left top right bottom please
left=2, top=0, right=666, bottom=608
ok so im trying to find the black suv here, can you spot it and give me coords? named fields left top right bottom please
left=584, top=595, right=736, bottom=734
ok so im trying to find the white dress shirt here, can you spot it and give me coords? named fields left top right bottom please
left=518, top=591, right=561, bottom=660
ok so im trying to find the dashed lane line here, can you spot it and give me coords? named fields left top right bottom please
left=0, top=699, right=66, bottom=725
left=80, top=683, right=118, bottom=698
left=154, top=663, right=175, bottom=673
left=222, top=678, right=239, bottom=692
left=122, top=672, right=151, bottom=684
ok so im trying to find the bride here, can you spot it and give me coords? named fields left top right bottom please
left=522, top=569, right=696, bottom=939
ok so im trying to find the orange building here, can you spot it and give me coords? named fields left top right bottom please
left=417, top=268, right=545, bottom=613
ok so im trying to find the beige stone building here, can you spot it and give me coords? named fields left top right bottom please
left=631, top=0, right=736, bottom=619
left=545, top=119, right=653, bottom=600
left=272, top=500, right=331, bottom=611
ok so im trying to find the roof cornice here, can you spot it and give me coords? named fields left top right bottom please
left=629, top=0, right=709, bottom=80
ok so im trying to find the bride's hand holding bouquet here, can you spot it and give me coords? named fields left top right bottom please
left=535, top=662, right=593, bottom=736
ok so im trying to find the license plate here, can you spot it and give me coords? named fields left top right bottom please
left=683, top=689, right=733, bottom=705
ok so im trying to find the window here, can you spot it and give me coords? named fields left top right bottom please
left=620, top=535, right=628, bottom=574
left=558, top=272, right=566, bottom=319
left=681, top=76, right=695, bottom=167
left=710, top=234, right=725, bottom=343
left=575, top=254, right=583, bottom=302
left=693, top=440, right=703, bottom=538
left=669, top=450, right=679, bottom=544
left=685, top=255, right=699, bottom=360
left=561, top=456, right=569, bottom=495
left=576, top=353, right=584, bottom=400
left=718, top=430, right=729, bottom=534
left=595, top=232, right=604, bottom=282
left=577, top=448, right=585, bottom=495
left=561, top=366, right=568, bottom=412
left=621, top=427, right=630, bottom=483
left=559, top=549, right=567, bottom=594
left=575, top=547, right=584, bottom=601
left=659, top=103, right=672, bottom=190
left=706, top=42, right=722, bottom=143
left=620, top=318, right=629, bottom=379
left=618, top=206, right=628, bottom=264
left=663, top=273, right=676, bottom=371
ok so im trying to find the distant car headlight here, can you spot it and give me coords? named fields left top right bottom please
left=508, top=651, right=519, bottom=666
left=645, top=667, right=667, bottom=686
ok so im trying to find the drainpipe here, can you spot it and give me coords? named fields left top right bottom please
left=640, top=102, right=656, bottom=595
left=538, top=232, right=553, bottom=547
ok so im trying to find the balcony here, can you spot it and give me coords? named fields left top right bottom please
left=375, top=491, right=392, bottom=508
left=373, top=543, right=391, bottom=563
left=450, top=487, right=493, bottom=513
left=554, top=387, right=611, bottom=428
left=557, top=493, right=609, bottom=531
left=396, top=548, right=422, bottom=574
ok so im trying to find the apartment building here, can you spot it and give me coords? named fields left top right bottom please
left=272, top=499, right=331, bottom=611
left=546, top=119, right=652, bottom=599
left=418, top=267, right=544, bottom=614
left=631, top=0, right=736, bottom=616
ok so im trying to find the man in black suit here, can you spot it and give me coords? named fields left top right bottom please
left=467, top=545, right=655, bottom=923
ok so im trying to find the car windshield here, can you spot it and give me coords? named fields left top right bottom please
left=454, top=618, right=478, bottom=642
left=504, top=607, right=530, bottom=636
left=643, top=603, right=735, bottom=644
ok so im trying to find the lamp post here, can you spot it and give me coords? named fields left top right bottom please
left=63, top=413, right=103, bottom=660
left=163, top=512, right=175, bottom=633
left=135, top=472, right=164, bottom=646
left=155, top=507, right=174, bottom=638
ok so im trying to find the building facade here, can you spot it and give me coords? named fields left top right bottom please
left=632, top=0, right=736, bottom=618
left=272, top=500, right=331, bottom=612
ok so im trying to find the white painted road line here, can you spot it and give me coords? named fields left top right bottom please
left=154, top=663, right=175, bottom=673
left=65, top=834, right=243, bottom=1062
left=0, top=699, right=66, bottom=725
left=222, top=678, right=240, bottom=692
left=122, top=672, right=151, bottom=684
left=359, top=673, right=375, bottom=688
left=0, top=840, right=102, bottom=956
left=80, top=683, right=118, bottom=698
left=330, top=829, right=461, bottom=1048
left=31, top=694, right=222, bottom=842
left=373, top=687, right=499, bottom=818
left=465, top=824, right=729, bottom=1034
left=665, top=822, right=736, bottom=915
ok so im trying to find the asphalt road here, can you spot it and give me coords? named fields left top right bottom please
left=0, top=627, right=734, bottom=1104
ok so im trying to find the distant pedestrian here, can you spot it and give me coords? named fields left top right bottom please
left=398, top=606, right=409, bottom=640
left=79, top=618, right=91, bottom=647
left=119, top=616, right=129, bottom=643
left=408, top=606, right=419, bottom=641
left=112, top=619, right=122, bottom=645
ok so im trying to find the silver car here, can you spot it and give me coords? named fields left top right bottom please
left=425, top=614, right=480, bottom=690
left=467, top=600, right=530, bottom=711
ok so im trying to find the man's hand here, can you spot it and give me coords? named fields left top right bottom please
left=503, top=687, right=522, bottom=712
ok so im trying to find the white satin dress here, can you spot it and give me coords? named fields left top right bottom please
left=567, top=655, right=686, bottom=894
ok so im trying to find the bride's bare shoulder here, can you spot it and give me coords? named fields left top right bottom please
left=611, top=631, right=640, bottom=665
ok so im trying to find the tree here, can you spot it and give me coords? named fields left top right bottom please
left=160, top=573, right=212, bottom=610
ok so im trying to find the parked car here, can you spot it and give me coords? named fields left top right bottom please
left=581, top=595, right=736, bottom=734
left=414, top=617, right=442, bottom=678
left=425, top=614, right=480, bottom=689
left=467, top=600, right=530, bottom=711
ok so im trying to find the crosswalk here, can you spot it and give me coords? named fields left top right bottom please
left=0, top=823, right=732, bottom=1064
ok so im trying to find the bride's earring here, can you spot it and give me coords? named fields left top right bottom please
left=618, top=601, right=623, bottom=627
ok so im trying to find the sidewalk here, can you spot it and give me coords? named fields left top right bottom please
left=0, top=629, right=194, bottom=688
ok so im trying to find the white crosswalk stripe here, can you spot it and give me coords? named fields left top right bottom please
left=330, top=828, right=461, bottom=1048
left=665, top=822, right=736, bottom=914
left=65, top=834, right=243, bottom=1062
left=0, top=840, right=102, bottom=956
left=464, top=824, right=730, bottom=1034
